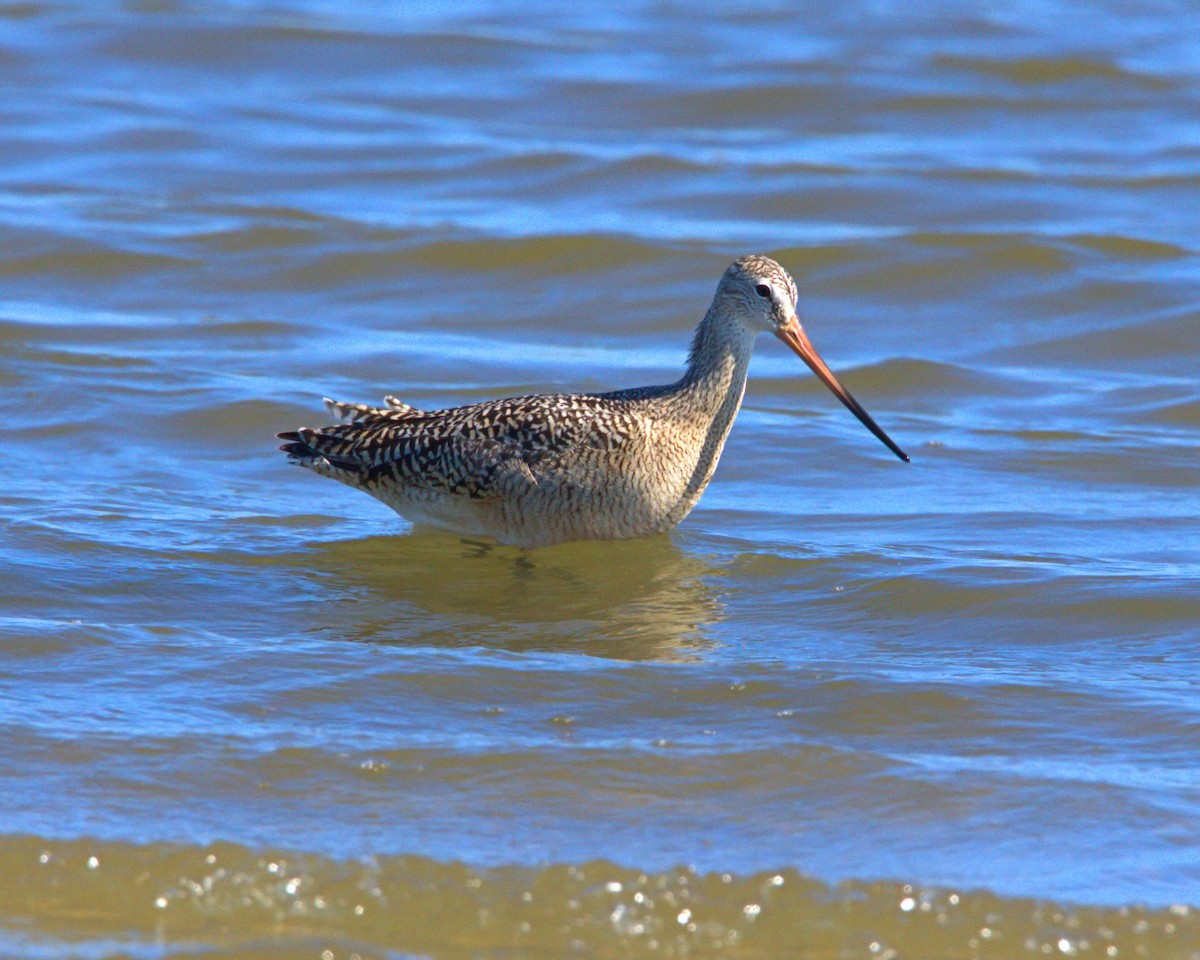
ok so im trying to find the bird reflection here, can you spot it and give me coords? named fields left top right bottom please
left=291, top=529, right=725, bottom=662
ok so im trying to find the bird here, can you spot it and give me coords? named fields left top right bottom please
left=278, top=255, right=908, bottom=548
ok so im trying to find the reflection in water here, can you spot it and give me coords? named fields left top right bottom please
left=291, top=530, right=726, bottom=661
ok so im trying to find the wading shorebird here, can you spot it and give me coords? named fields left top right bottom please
left=278, top=256, right=908, bottom=547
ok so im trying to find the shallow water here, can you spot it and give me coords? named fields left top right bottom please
left=2, top=1, right=1200, bottom=957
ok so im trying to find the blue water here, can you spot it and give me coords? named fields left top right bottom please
left=2, top=2, right=1199, bottom=956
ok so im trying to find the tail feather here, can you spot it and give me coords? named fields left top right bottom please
left=323, top=396, right=422, bottom=423
left=384, top=396, right=416, bottom=414
left=279, top=396, right=424, bottom=483
left=277, top=426, right=365, bottom=475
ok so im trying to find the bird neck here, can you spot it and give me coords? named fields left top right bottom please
left=678, top=305, right=755, bottom=418
left=657, top=307, right=755, bottom=524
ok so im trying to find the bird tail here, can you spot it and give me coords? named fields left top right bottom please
left=276, top=425, right=370, bottom=482
left=277, top=395, right=424, bottom=482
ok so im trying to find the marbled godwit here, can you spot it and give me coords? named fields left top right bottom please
left=278, top=256, right=908, bottom=547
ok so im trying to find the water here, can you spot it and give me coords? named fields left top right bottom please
left=3, top=1, right=1200, bottom=956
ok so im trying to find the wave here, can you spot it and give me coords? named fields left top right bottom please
left=1, top=834, right=1194, bottom=959
left=932, top=53, right=1174, bottom=90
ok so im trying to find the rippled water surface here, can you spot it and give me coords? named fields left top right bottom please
left=3, top=1, right=1200, bottom=957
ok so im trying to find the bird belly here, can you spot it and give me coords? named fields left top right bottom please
left=370, top=475, right=689, bottom=548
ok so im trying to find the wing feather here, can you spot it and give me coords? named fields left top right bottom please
left=279, top=393, right=645, bottom=500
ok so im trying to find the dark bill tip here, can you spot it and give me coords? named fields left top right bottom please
left=775, top=319, right=910, bottom=464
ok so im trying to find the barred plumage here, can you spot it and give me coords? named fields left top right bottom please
left=278, top=256, right=907, bottom=547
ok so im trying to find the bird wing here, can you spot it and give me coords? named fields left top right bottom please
left=279, top=393, right=644, bottom=500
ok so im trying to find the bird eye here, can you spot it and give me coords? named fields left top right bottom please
left=754, top=284, right=771, bottom=299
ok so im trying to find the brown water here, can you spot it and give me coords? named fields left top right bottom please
left=2, top=1, right=1200, bottom=957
